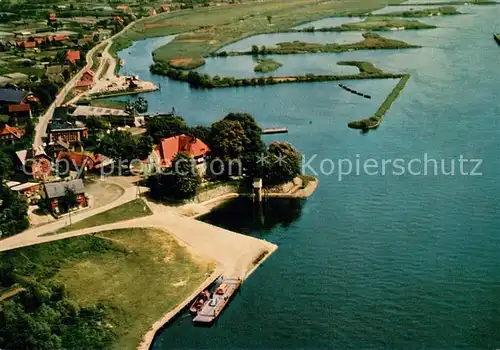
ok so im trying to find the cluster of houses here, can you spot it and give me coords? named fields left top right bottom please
left=6, top=178, right=88, bottom=215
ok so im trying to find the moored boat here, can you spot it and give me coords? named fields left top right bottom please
left=189, top=290, right=210, bottom=315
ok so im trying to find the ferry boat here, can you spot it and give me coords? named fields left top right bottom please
left=193, top=278, right=242, bottom=325
left=494, top=34, right=500, bottom=45
left=189, top=290, right=211, bottom=315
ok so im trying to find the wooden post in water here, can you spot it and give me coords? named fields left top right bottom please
left=252, top=178, right=262, bottom=203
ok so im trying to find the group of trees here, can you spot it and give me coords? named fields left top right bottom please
left=0, top=270, right=114, bottom=349
left=0, top=152, right=29, bottom=238
left=144, top=112, right=301, bottom=201
left=97, top=131, right=154, bottom=166
left=0, top=186, right=29, bottom=238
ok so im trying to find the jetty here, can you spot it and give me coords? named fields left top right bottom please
left=192, top=277, right=241, bottom=325
left=263, top=127, right=288, bottom=134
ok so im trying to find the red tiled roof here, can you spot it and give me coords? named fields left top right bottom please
left=53, top=35, right=67, bottom=41
left=0, top=124, right=24, bottom=139
left=116, top=5, right=129, bottom=10
left=20, top=41, right=36, bottom=48
left=66, top=50, right=80, bottom=64
left=114, top=16, right=124, bottom=23
left=8, top=104, right=30, bottom=113
left=160, top=5, right=169, bottom=12
left=155, top=135, right=210, bottom=166
left=49, top=13, right=56, bottom=20
left=56, top=151, right=102, bottom=169
left=35, top=38, right=45, bottom=44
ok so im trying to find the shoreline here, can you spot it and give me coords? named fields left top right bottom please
left=139, top=240, right=279, bottom=350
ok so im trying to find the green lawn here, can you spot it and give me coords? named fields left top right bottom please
left=1, top=228, right=214, bottom=350
left=52, top=199, right=152, bottom=234
left=88, top=98, right=128, bottom=110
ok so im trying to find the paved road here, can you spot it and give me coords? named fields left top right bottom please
left=0, top=178, right=138, bottom=249
left=33, top=14, right=151, bottom=147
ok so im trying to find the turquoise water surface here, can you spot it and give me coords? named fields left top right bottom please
left=115, top=5, right=500, bottom=348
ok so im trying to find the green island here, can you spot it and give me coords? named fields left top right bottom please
left=337, top=61, right=384, bottom=74
left=348, top=74, right=411, bottom=130
left=296, top=17, right=436, bottom=32
left=216, top=32, right=420, bottom=56
left=0, top=228, right=214, bottom=350
left=254, top=58, right=283, bottom=73
left=373, top=6, right=462, bottom=17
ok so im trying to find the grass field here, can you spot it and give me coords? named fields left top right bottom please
left=51, top=199, right=152, bottom=234
left=112, top=0, right=406, bottom=68
left=87, top=98, right=128, bottom=109
left=2, top=228, right=214, bottom=350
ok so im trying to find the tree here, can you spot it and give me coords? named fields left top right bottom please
left=55, top=50, right=67, bottom=64
left=0, top=185, right=29, bottom=238
left=147, top=154, right=201, bottom=201
left=85, top=116, right=106, bottom=136
left=169, top=153, right=201, bottom=200
left=207, top=119, right=248, bottom=178
left=267, top=15, right=272, bottom=24
left=59, top=187, right=79, bottom=213
left=223, top=112, right=265, bottom=174
left=251, top=45, right=259, bottom=55
left=261, top=141, right=302, bottom=187
left=0, top=151, right=13, bottom=182
left=208, top=119, right=247, bottom=161
left=97, top=130, right=138, bottom=167
left=146, top=115, right=188, bottom=143
left=187, top=125, right=211, bottom=143
left=136, top=135, right=153, bottom=160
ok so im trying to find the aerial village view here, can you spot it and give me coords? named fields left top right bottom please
left=0, top=0, right=499, bottom=348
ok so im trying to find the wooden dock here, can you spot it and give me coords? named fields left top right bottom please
left=192, top=277, right=241, bottom=325
left=263, top=127, right=288, bottom=135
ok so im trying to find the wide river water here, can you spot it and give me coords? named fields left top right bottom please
left=114, top=5, right=500, bottom=348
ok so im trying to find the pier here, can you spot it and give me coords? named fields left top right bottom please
left=192, top=277, right=241, bottom=325
left=263, top=127, right=288, bottom=134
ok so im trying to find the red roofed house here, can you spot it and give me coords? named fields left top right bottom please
left=56, top=151, right=107, bottom=173
left=49, top=13, right=56, bottom=21
left=53, top=35, right=68, bottom=42
left=17, top=41, right=36, bottom=49
left=0, top=124, right=24, bottom=144
left=151, top=134, right=210, bottom=175
left=15, top=146, right=52, bottom=181
left=66, top=50, right=80, bottom=64
left=160, top=5, right=170, bottom=13
left=75, top=69, right=94, bottom=89
left=114, top=16, right=124, bottom=24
